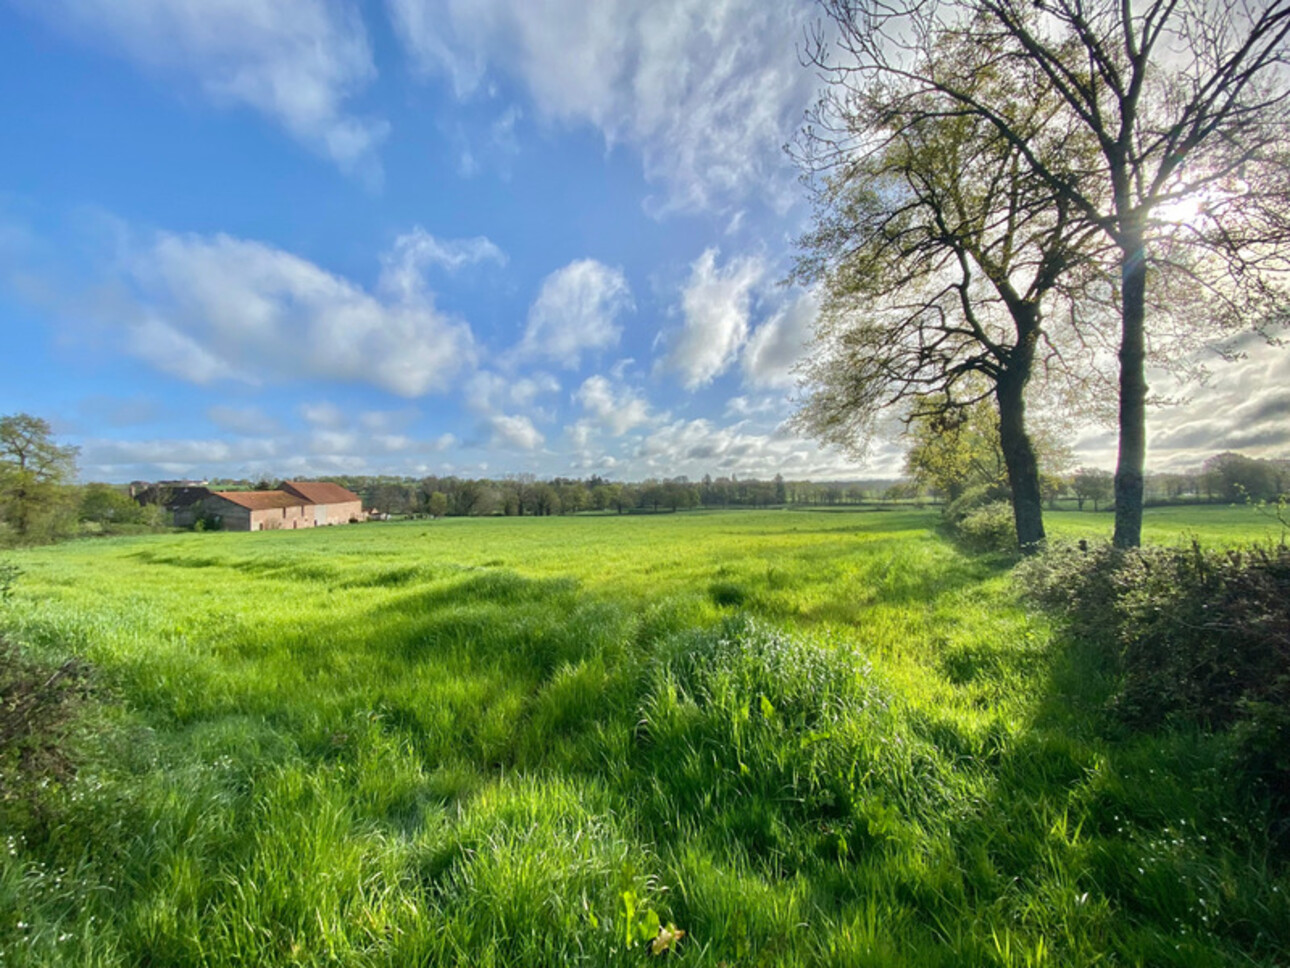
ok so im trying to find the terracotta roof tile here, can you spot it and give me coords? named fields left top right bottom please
left=281, top=481, right=361, bottom=505
left=211, top=490, right=305, bottom=511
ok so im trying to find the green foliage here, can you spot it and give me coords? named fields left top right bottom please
left=1018, top=540, right=1290, bottom=800
left=905, top=399, right=1007, bottom=502
left=427, top=490, right=449, bottom=517
left=953, top=501, right=1019, bottom=554
left=0, top=509, right=1286, bottom=965
left=0, top=559, right=19, bottom=600
left=1071, top=467, right=1114, bottom=511
left=0, top=641, right=94, bottom=833
left=79, top=483, right=166, bottom=535
left=1204, top=452, right=1286, bottom=504
left=943, top=485, right=1018, bottom=554
left=0, top=414, right=79, bottom=545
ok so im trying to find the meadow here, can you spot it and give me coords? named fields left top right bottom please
left=1, top=506, right=1287, bottom=966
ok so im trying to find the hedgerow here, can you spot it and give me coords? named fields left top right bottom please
left=1018, top=540, right=1290, bottom=805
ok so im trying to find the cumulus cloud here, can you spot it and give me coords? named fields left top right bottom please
left=742, top=290, right=818, bottom=390
left=664, top=248, right=764, bottom=390
left=1054, top=338, right=1290, bottom=473
left=465, top=370, right=560, bottom=415
left=518, top=260, right=633, bottom=368
left=488, top=413, right=545, bottom=450
left=379, top=227, right=505, bottom=301
left=574, top=375, right=653, bottom=434
left=724, top=395, right=784, bottom=419
left=386, top=0, right=818, bottom=211
left=15, top=0, right=388, bottom=179
left=128, top=315, right=236, bottom=385
left=1141, top=346, right=1290, bottom=468
left=112, top=230, right=477, bottom=397
left=631, top=417, right=867, bottom=479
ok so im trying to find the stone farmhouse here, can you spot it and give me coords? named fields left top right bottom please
left=170, top=481, right=365, bottom=531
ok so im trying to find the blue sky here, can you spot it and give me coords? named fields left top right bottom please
left=1, top=0, right=1285, bottom=483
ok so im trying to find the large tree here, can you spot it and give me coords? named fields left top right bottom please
left=0, top=413, right=78, bottom=543
left=814, top=0, right=1290, bottom=546
left=793, top=54, right=1100, bottom=550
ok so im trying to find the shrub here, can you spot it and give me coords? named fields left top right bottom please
left=954, top=501, right=1018, bottom=553
left=0, top=641, right=94, bottom=829
left=1017, top=541, right=1290, bottom=799
left=942, top=484, right=1017, bottom=554
left=943, top=483, right=1009, bottom=525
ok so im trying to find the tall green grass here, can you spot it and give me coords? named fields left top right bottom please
left=0, top=508, right=1285, bottom=965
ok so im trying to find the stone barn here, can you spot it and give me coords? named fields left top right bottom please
left=172, top=482, right=365, bottom=531
left=280, top=481, right=364, bottom=526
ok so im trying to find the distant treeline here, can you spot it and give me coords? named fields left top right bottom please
left=192, top=451, right=1290, bottom=521
left=201, top=474, right=911, bottom=518
left=1135, top=452, right=1290, bottom=507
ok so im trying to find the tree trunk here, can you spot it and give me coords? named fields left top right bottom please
left=1113, top=232, right=1148, bottom=548
left=996, top=367, right=1045, bottom=553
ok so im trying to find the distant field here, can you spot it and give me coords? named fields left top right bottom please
left=1046, top=503, right=1288, bottom=546
left=1, top=509, right=1286, bottom=966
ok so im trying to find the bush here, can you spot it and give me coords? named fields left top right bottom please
left=1018, top=540, right=1290, bottom=799
left=953, top=501, right=1017, bottom=553
left=943, top=482, right=1009, bottom=525
left=0, top=640, right=94, bottom=828
left=942, top=485, right=1017, bottom=553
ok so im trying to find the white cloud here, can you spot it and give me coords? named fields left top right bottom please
left=465, top=370, right=560, bottom=414
left=724, top=395, right=784, bottom=418
left=379, top=227, right=506, bottom=300
left=488, top=413, right=545, bottom=450
left=387, top=0, right=818, bottom=212
left=15, top=0, right=388, bottom=179
left=129, top=314, right=237, bottom=385
left=631, top=417, right=868, bottom=478
left=115, top=230, right=476, bottom=397
left=575, top=375, right=653, bottom=434
left=742, top=290, right=818, bottom=389
left=664, top=248, right=764, bottom=390
left=518, top=259, right=633, bottom=368
left=1068, top=341, right=1290, bottom=471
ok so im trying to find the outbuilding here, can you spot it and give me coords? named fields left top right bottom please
left=170, top=481, right=365, bottom=531
left=280, top=481, right=364, bottom=526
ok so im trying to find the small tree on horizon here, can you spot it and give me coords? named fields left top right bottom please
left=0, top=413, right=79, bottom=543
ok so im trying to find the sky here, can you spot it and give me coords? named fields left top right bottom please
left=0, top=0, right=1285, bottom=484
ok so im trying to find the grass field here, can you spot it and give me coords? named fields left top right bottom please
left=1046, top=504, right=1289, bottom=546
left=1, top=507, right=1286, bottom=966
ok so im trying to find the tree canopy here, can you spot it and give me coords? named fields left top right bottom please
left=809, top=0, right=1290, bottom=546
left=793, top=24, right=1106, bottom=549
left=0, top=413, right=79, bottom=543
